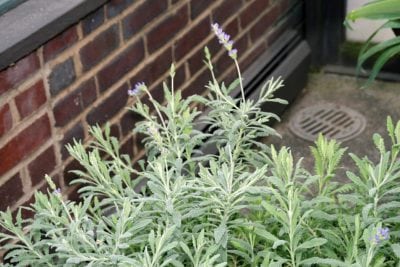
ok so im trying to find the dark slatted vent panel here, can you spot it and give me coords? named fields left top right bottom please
left=289, top=103, right=366, bottom=142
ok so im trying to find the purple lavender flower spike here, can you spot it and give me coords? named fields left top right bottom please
left=211, top=23, right=219, bottom=31
left=211, top=22, right=238, bottom=59
left=127, top=89, right=135, bottom=96
left=229, top=49, right=237, bottom=59
left=53, top=188, right=61, bottom=195
left=128, top=82, right=145, bottom=96
left=378, top=227, right=390, bottom=240
left=223, top=33, right=230, bottom=42
left=374, top=227, right=390, bottom=244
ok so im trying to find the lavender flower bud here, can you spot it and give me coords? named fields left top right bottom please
left=211, top=22, right=238, bottom=60
left=373, top=227, right=390, bottom=244
left=128, top=82, right=146, bottom=96
left=53, top=188, right=61, bottom=195
left=229, top=49, right=238, bottom=59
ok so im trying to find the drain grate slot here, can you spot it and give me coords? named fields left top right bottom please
left=311, top=124, right=327, bottom=135
left=332, top=114, right=347, bottom=124
left=289, top=103, right=366, bottom=142
left=304, top=121, right=319, bottom=131
left=318, top=110, right=333, bottom=119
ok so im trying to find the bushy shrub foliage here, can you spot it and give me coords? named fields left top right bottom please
left=1, top=24, right=400, bottom=266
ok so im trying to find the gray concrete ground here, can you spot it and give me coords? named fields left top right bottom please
left=265, top=73, right=400, bottom=182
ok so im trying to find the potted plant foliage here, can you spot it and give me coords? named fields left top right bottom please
left=1, top=23, right=400, bottom=266
left=345, top=0, right=400, bottom=86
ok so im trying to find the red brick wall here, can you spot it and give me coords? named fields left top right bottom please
left=0, top=0, right=298, bottom=212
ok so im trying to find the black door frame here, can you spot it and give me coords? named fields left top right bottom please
left=304, top=0, right=346, bottom=67
left=304, top=0, right=400, bottom=80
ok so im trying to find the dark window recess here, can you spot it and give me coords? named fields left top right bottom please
left=0, top=0, right=27, bottom=16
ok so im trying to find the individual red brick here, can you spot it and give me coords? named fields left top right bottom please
left=188, top=38, right=220, bottom=76
left=82, top=6, right=105, bottom=36
left=0, top=173, right=23, bottom=211
left=53, top=78, right=97, bottom=127
left=0, top=104, right=12, bottom=138
left=0, top=53, right=40, bottom=95
left=174, top=65, right=186, bottom=89
left=215, top=53, right=232, bottom=75
left=75, top=79, right=97, bottom=106
left=120, top=136, right=134, bottom=156
left=15, top=80, right=47, bottom=119
left=97, top=39, right=144, bottom=92
left=240, top=0, right=271, bottom=28
left=190, top=0, right=213, bottom=20
left=66, top=185, right=81, bottom=202
left=61, top=122, right=85, bottom=159
left=87, top=83, right=129, bottom=125
left=174, top=17, right=210, bottom=61
left=133, top=48, right=172, bottom=87
left=280, top=0, right=290, bottom=14
left=135, top=132, right=146, bottom=153
left=188, top=50, right=207, bottom=78
left=182, top=69, right=209, bottom=99
left=120, top=111, right=142, bottom=136
left=80, top=24, right=120, bottom=72
left=220, top=69, right=237, bottom=89
left=237, top=32, right=249, bottom=53
left=146, top=4, right=188, bottom=54
left=110, top=123, right=121, bottom=139
left=0, top=114, right=51, bottom=177
left=28, top=146, right=57, bottom=186
left=151, top=83, right=167, bottom=104
left=250, top=4, right=279, bottom=41
left=212, top=0, right=242, bottom=25
left=122, top=0, right=168, bottom=41
left=63, top=159, right=84, bottom=186
left=139, top=82, right=165, bottom=110
left=48, top=58, right=76, bottom=96
left=240, top=40, right=267, bottom=71
left=43, top=26, right=79, bottom=62
left=147, top=65, right=186, bottom=100
left=225, top=18, right=240, bottom=40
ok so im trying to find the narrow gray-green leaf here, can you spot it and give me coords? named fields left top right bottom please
left=296, top=238, right=327, bottom=251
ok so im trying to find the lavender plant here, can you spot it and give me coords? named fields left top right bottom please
left=1, top=23, right=400, bottom=267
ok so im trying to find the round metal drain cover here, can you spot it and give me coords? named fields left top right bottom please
left=289, top=103, right=366, bottom=142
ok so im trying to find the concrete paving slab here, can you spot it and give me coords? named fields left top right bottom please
left=346, top=0, right=395, bottom=43
left=264, top=73, right=400, bottom=181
